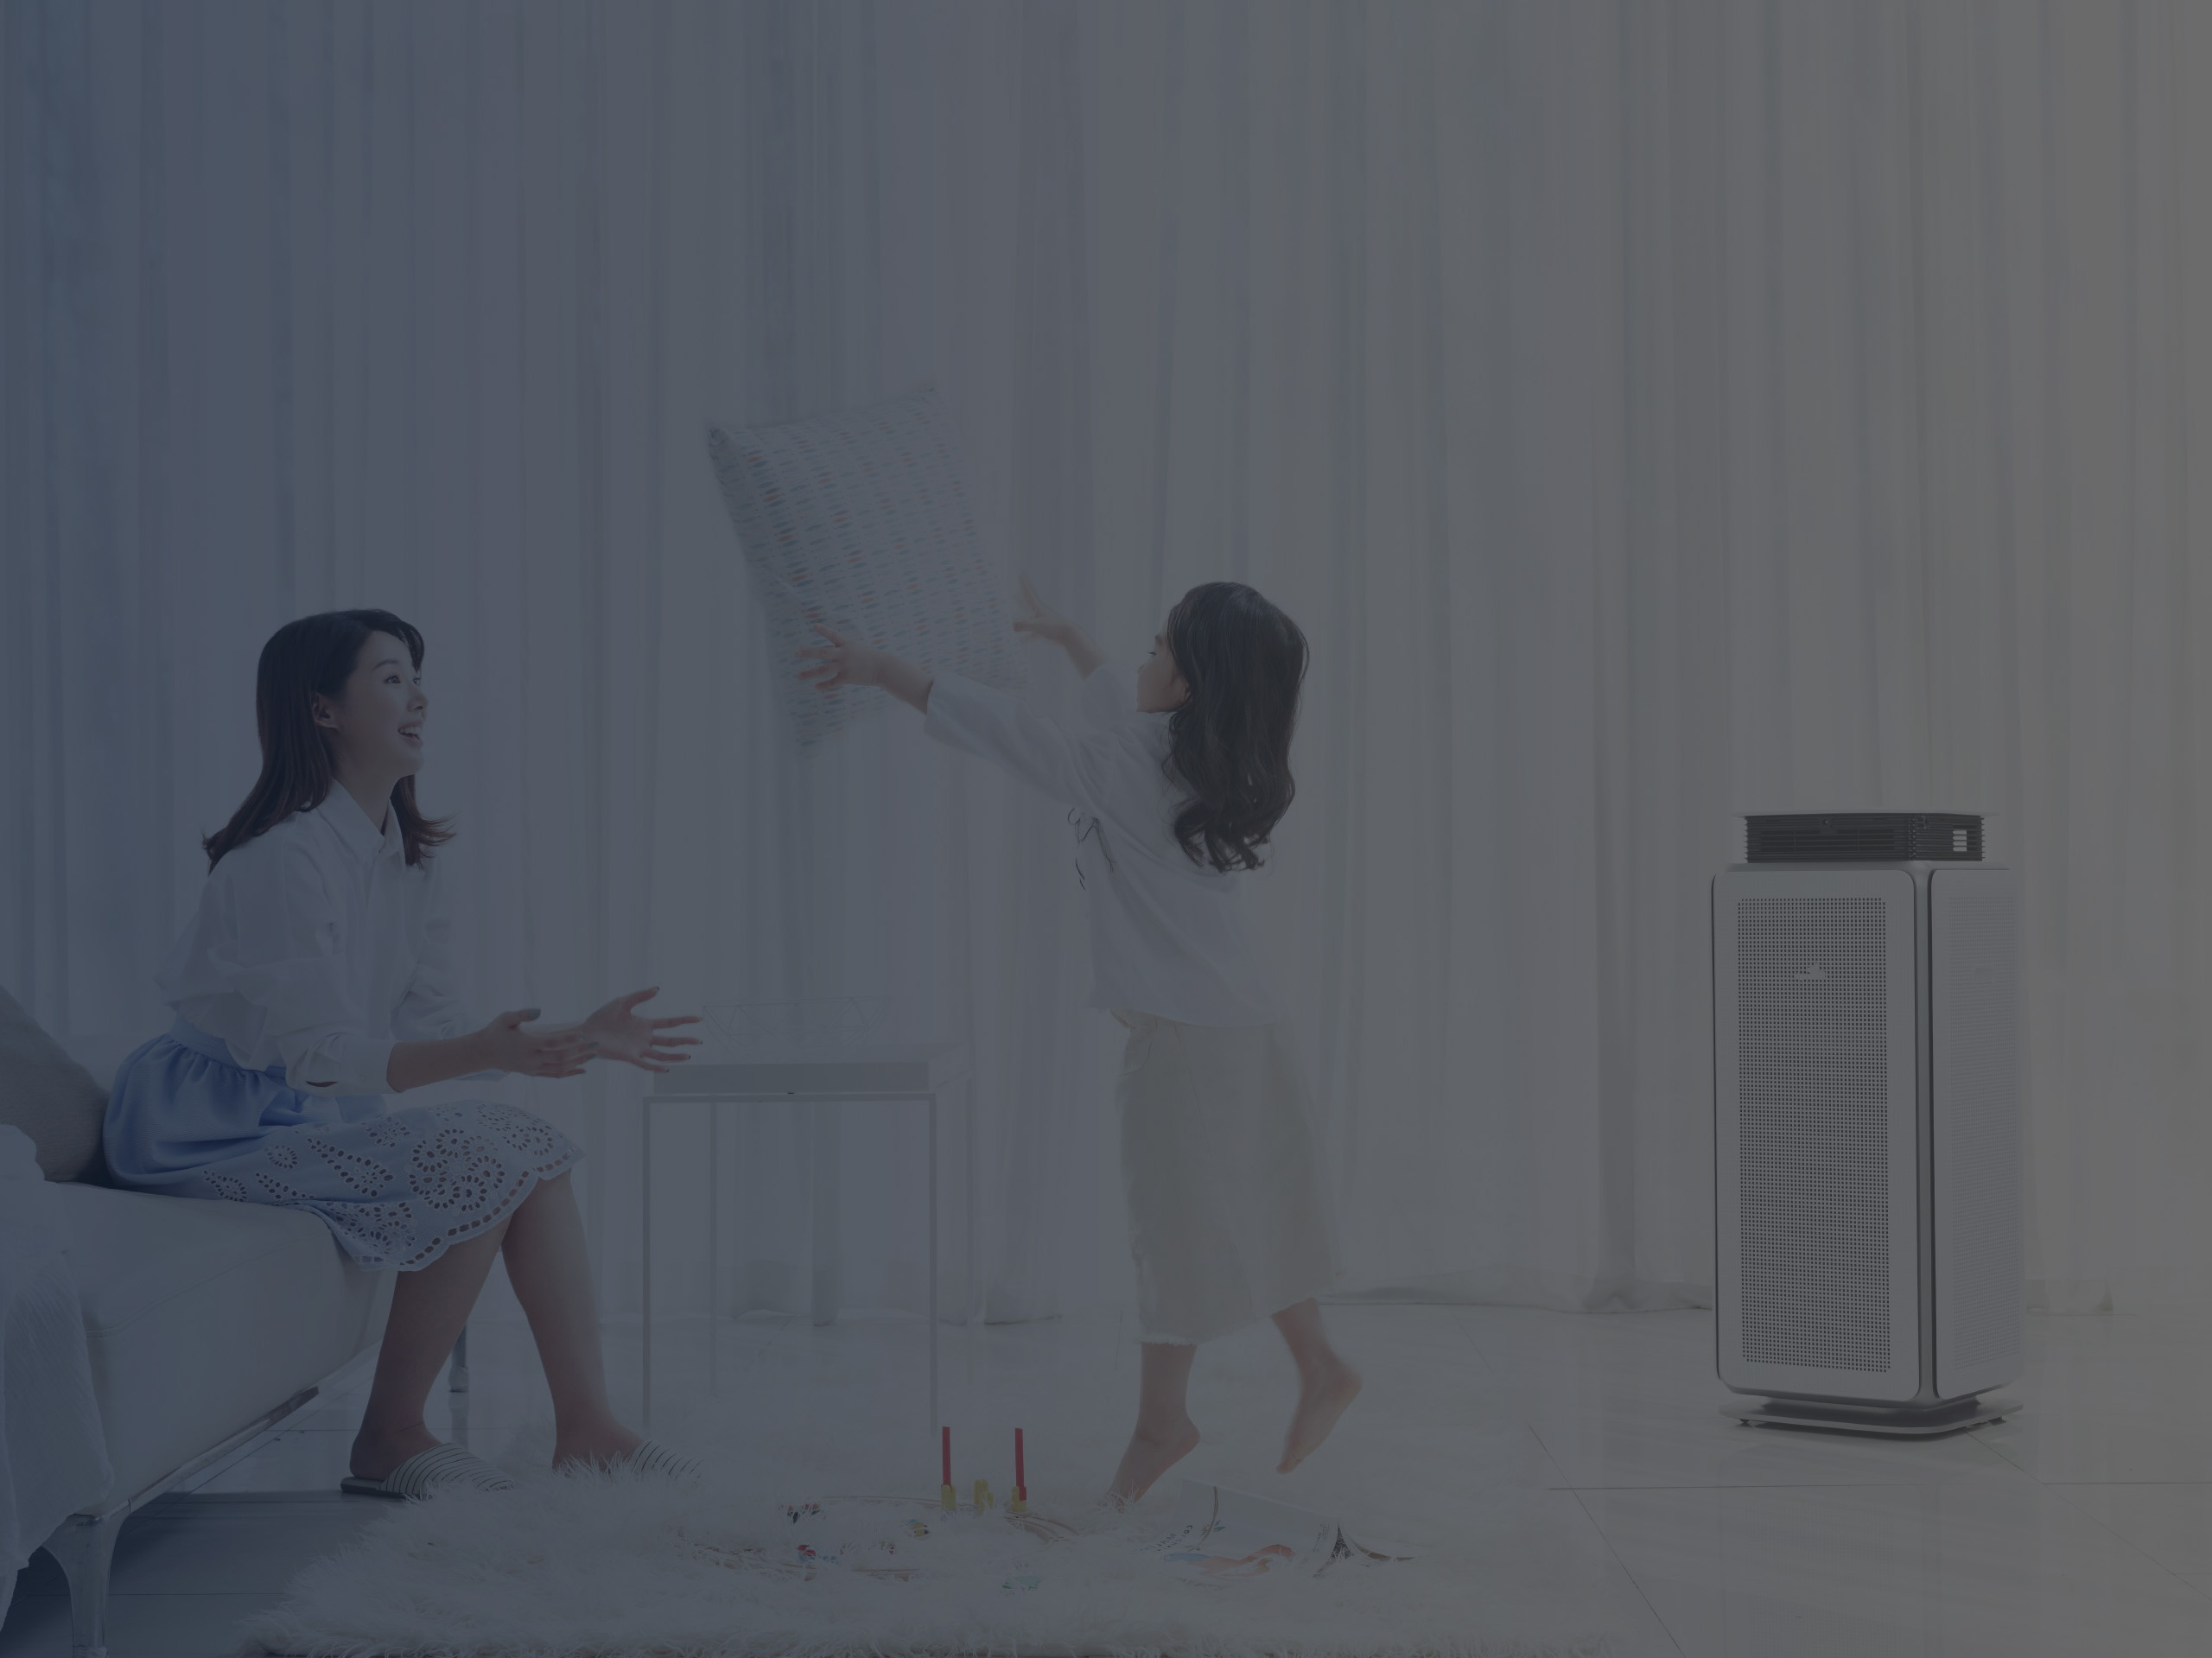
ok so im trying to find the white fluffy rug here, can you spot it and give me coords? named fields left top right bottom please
left=241, top=1419, right=1612, bottom=1658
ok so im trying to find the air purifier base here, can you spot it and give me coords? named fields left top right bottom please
left=1722, top=1394, right=2020, bottom=1438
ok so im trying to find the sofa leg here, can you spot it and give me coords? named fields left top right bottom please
left=41, top=1509, right=122, bottom=1658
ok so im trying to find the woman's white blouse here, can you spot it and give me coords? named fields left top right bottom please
left=156, top=790, right=476, bottom=1096
left=923, top=662, right=1282, bottom=1026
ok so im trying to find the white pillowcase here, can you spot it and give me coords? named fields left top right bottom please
left=707, top=386, right=1027, bottom=751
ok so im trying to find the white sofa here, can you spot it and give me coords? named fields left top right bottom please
left=1, top=990, right=393, bottom=1658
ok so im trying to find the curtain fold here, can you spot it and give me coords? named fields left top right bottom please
left=5, top=0, right=2209, bottom=1337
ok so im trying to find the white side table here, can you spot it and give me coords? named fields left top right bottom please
left=643, top=1042, right=972, bottom=1432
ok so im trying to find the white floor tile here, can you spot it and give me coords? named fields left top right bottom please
left=1, top=1589, right=294, bottom=1658
left=1528, top=1388, right=2030, bottom=1491
left=2054, top=1483, right=2212, bottom=1591
left=1579, top=1478, right=2212, bottom=1658
left=1457, top=1306, right=2027, bottom=1490
left=1966, top=1312, right=2212, bottom=1483
left=1448, top=1488, right=1688, bottom=1658
left=102, top=1496, right=384, bottom=1597
left=1974, top=1408, right=2212, bottom=1485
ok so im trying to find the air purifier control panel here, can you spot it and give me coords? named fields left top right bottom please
left=1745, top=812, right=1982, bottom=864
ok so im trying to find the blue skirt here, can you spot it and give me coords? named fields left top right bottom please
left=104, top=1019, right=582, bottom=1270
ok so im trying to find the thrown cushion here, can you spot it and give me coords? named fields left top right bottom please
left=0, top=982, right=109, bottom=1182
left=707, top=385, right=1027, bottom=752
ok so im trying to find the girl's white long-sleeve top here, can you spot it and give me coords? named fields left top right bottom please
left=923, top=661, right=1282, bottom=1026
left=155, top=788, right=478, bottom=1096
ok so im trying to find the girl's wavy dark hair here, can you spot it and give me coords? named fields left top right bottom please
left=203, top=609, right=454, bottom=870
left=1160, top=581, right=1309, bottom=873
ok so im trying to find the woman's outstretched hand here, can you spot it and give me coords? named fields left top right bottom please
left=796, top=625, right=934, bottom=713
left=574, top=988, right=702, bottom=1074
left=478, top=1009, right=599, bottom=1079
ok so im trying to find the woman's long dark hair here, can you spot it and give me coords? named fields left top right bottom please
left=1160, top=581, right=1309, bottom=873
left=203, top=609, right=455, bottom=870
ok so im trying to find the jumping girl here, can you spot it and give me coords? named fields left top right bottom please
left=797, top=575, right=1361, bottom=1507
left=105, top=609, right=700, bottom=1498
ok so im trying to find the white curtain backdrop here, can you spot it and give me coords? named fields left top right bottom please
left=5, top=1, right=2209, bottom=1343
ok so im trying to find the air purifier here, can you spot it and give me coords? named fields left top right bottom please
left=1713, top=812, right=2024, bottom=1434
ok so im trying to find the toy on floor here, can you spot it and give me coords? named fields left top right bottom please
left=743, top=1426, right=1072, bottom=1583
left=1142, top=1481, right=1414, bottom=1584
left=753, top=1439, right=1420, bottom=1592
left=1008, top=1426, right=1029, bottom=1514
left=939, top=1425, right=1036, bottom=1520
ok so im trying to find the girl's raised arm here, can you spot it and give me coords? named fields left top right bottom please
left=796, top=625, right=935, bottom=713
left=797, top=626, right=1145, bottom=822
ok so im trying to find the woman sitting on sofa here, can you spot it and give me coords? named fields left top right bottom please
left=104, top=607, right=698, bottom=1499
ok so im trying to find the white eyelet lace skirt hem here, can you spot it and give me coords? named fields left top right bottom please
left=104, top=1025, right=582, bottom=1272
left=179, top=1101, right=582, bottom=1270
left=1110, top=1009, right=1341, bottom=1346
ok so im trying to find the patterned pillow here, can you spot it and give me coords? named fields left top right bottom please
left=707, top=386, right=1027, bottom=750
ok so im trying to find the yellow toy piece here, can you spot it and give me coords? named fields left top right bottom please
left=973, top=1477, right=994, bottom=1512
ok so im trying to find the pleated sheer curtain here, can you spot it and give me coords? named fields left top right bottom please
left=4, top=2, right=2208, bottom=1346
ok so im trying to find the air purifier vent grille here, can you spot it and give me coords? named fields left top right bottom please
left=1737, top=897, right=1893, bottom=1372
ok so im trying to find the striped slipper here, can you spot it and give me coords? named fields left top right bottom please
left=340, top=1443, right=517, bottom=1500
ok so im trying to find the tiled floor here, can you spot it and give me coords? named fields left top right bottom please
left=7, top=1303, right=2211, bottom=1655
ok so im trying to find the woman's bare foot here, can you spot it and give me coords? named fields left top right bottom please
left=1104, top=1418, right=1202, bottom=1507
left=349, top=1421, right=441, bottom=1482
left=1278, top=1356, right=1362, bottom=1473
left=553, top=1422, right=645, bottom=1473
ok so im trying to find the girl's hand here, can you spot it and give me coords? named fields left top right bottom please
left=574, top=988, right=702, bottom=1074
left=1012, top=572, right=1076, bottom=646
left=1013, top=573, right=1107, bottom=678
left=478, top=1009, right=598, bottom=1079
left=795, top=624, right=935, bottom=713
left=795, top=625, right=885, bottom=691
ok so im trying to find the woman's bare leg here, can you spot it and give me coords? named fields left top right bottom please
left=351, top=1221, right=512, bottom=1479
left=499, top=1171, right=642, bottom=1470
left=1271, top=1298, right=1361, bottom=1472
left=1104, top=1340, right=1203, bottom=1506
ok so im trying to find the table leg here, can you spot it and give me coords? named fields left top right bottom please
left=643, top=1104, right=653, bottom=1434
left=709, top=1107, right=720, bottom=1398
left=928, top=1087, right=938, bottom=1439
left=964, top=1071, right=978, bottom=1327
left=810, top=1102, right=841, bottom=1325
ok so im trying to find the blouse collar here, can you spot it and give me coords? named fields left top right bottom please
left=320, top=786, right=405, bottom=865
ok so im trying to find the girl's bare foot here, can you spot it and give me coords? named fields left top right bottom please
left=1278, top=1356, right=1362, bottom=1473
left=349, top=1421, right=441, bottom=1482
left=553, top=1422, right=645, bottom=1473
left=1104, top=1418, right=1202, bottom=1507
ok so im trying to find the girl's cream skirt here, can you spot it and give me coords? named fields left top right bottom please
left=1111, top=1009, right=1341, bottom=1345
